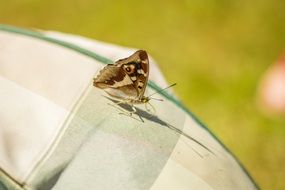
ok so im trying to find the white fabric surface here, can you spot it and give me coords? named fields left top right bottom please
left=0, top=28, right=257, bottom=190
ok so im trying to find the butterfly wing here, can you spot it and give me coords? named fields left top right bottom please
left=93, top=65, right=138, bottom=99
left=114, top=50, right=149, bottom=100
left=94, top=50, right=149, bottom=101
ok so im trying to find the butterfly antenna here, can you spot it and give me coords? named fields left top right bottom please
left=148, top=83, right=177, bottom=98
left=150, top=97, right=164, bottom=101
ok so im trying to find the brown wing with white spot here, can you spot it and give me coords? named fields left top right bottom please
left=93, top=50, right=149, bottom=101
left=93, top=65, right=138, bottom=99
left=114, top=50, right=149, bottom=100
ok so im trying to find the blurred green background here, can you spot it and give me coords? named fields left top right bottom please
left=1, top=0, right=285, bottom=189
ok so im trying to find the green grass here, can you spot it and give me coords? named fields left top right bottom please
left=1, top=0, right=285, bottom=189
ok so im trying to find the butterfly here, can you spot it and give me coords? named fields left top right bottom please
left=93, top=50, right=150, bottom=107
left=93, top=50, right=175, bottom=116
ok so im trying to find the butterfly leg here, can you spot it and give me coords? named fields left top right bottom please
left=130, top=105, right=137, bottom=115
left=145, top=102, right=156, bottom=115
left=116, top=105, right=144, bottom=122
left=107, top=100, right=144, bottom=122
left=130, top=105, right=144, bottom=122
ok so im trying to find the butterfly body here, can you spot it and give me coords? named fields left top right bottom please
left=94, top=50, right=150, bottom=105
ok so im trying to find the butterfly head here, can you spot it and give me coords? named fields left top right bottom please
left=141, top=96, right=150, bottom=103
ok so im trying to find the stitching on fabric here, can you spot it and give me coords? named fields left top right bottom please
left=0, top=167, right=25, bottom=190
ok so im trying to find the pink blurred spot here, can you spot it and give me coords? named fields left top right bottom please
left=258, top=54, right=285, bottom=114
